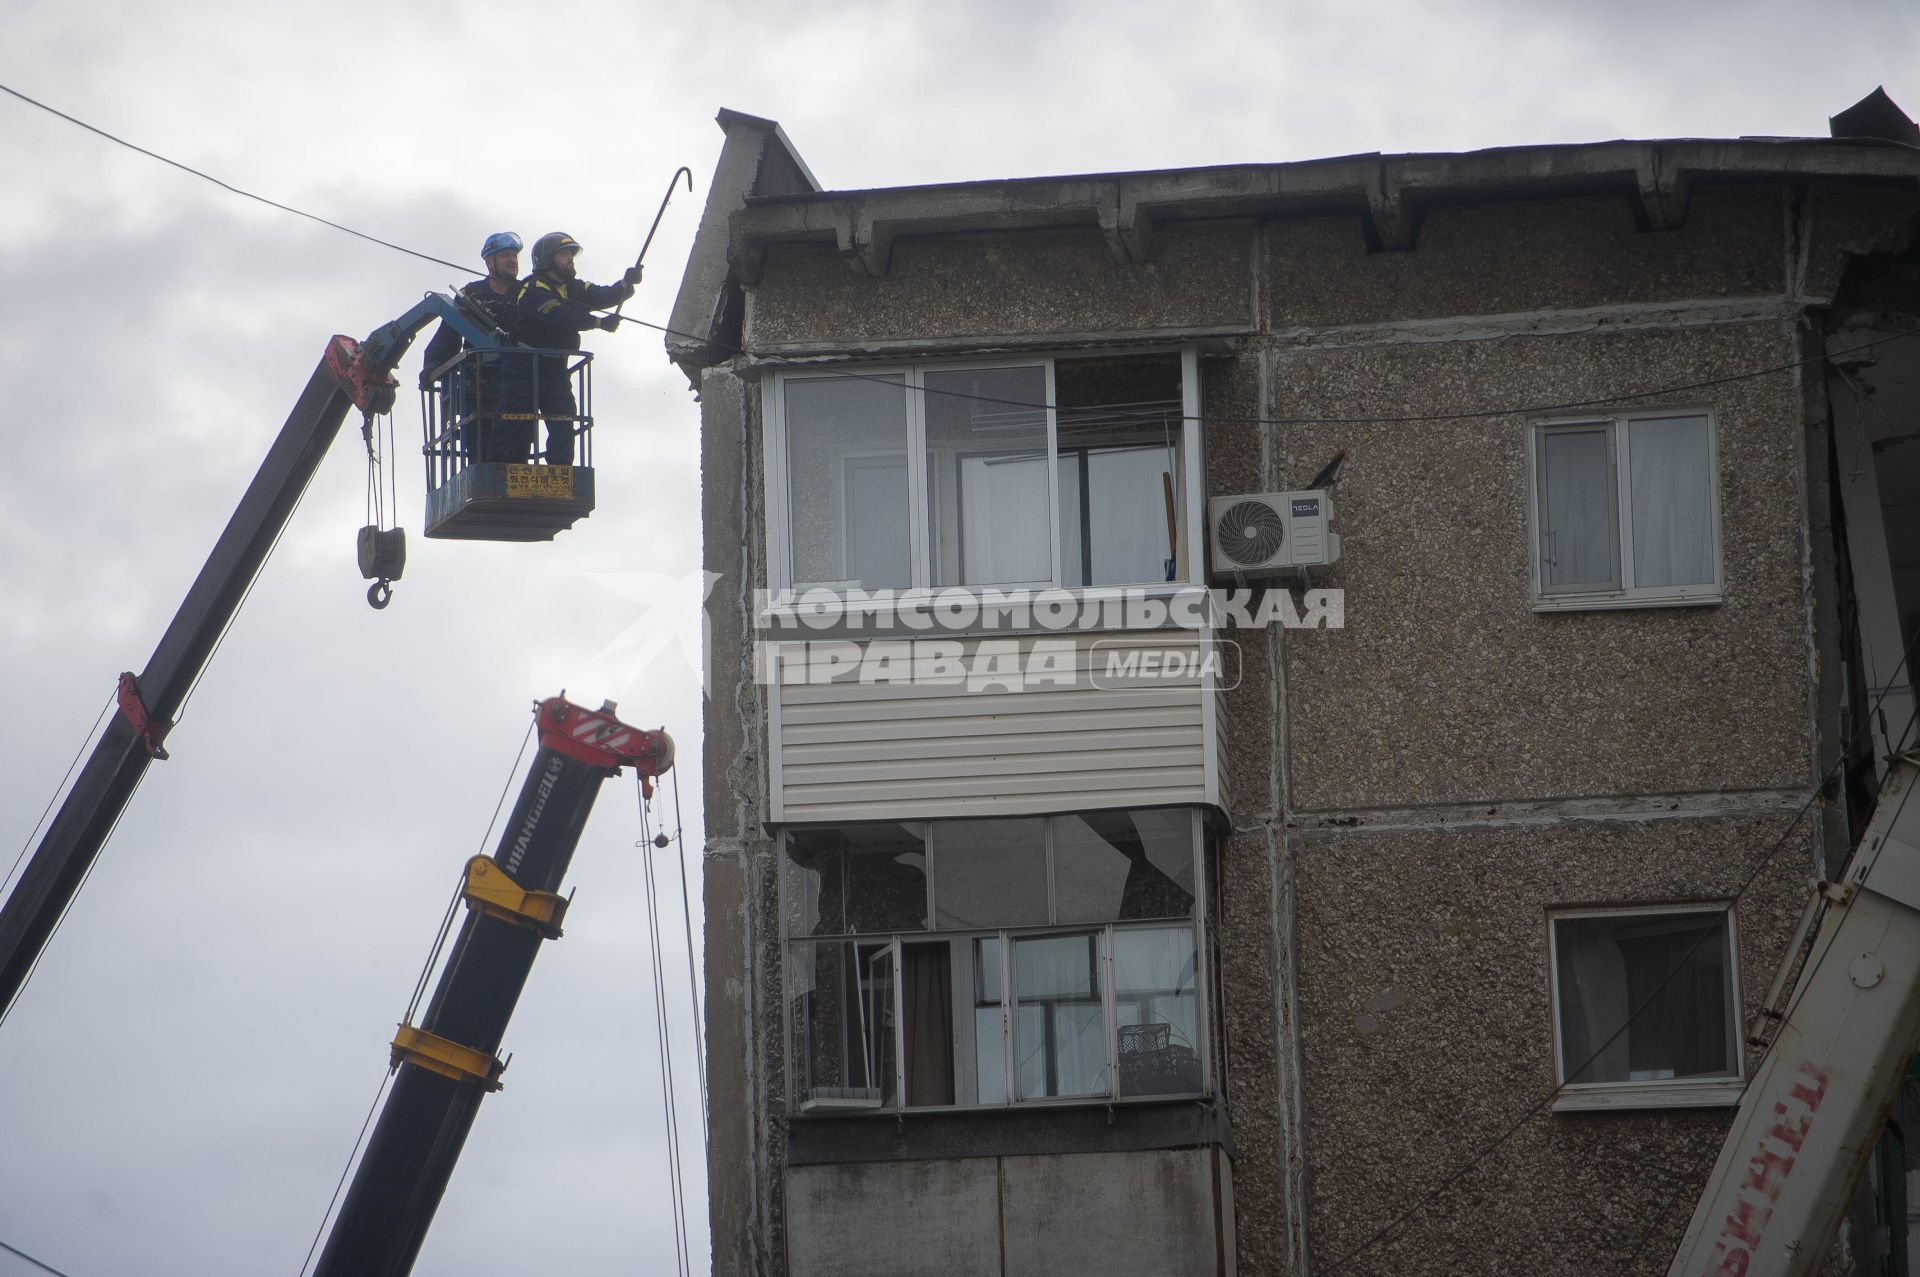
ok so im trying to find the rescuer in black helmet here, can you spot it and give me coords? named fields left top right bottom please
left=420, top=232, right=532, bottom=463
left=514, top=232, right=642, bottom=465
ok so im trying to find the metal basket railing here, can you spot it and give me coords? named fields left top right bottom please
left=418, top=347, right=594, bottom=492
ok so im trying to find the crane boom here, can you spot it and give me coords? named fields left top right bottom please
left=0, top=295, right=494, bottom=1021
left=311, top=696, right=672, bottom=1277
left=1669, top=753, right=1920, bottom=1276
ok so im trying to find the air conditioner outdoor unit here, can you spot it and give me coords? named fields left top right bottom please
left=1207, top=490, right=1341, bottom=574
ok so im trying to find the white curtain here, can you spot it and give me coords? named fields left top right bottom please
left=1060, top=446, right=1176, bottom=586
left=926, top=365, right=1051, bottom=586
left=1629, top=416, right=1713, bottom=588
left=1113, top=927, right=1197, bottom=1045
left=959, top=453, right=1051, bottom=584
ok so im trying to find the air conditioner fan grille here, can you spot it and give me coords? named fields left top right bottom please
left=1218, top=500, right=1286, bottom=566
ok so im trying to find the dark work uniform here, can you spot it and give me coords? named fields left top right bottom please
left=421, top=278, right=532, bottom=463
left=514, top=271, right=630, bottom=465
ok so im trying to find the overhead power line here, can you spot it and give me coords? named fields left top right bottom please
left=614, top=316, right=1920, bottom=429
left=0, top=81, right=467, bottom=274
left=7, top=78, right=1913, bottom=430
left=0, top=1233, right=76, bottom=1276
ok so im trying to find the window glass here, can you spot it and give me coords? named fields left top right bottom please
left=973, top=937, right=1007, bottom=1104
left=790, top=940, right=897, bottom=1110
left=783, top=824, right=928, bottom=937
left=1113, top=926, right=1202, bottom=1097
left=1628, top=415, right=1714, bottom=588
left=923, top=366, right=1051, bottom=587
left=1014, top=933, right=1107, bottom=1098
left=784, top=374, right=911, bottom=589
left=1538, top=427, right=1617, bottom=592
left=933, top=819, right=1047, bottom=929
left=1059, top=428, right=1175, bottom=587
left=1053, top=809, right=1196, bottom=923
left=1554, top=910, right=1735, bottom=1085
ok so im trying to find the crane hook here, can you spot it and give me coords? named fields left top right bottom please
left=367, top=579, right=394, bottom=610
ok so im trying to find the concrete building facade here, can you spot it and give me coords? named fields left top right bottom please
left=670, top=99, right=1920, bottom=1275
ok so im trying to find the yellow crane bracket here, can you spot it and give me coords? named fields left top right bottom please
left=460, top=855, right=568, bottom=939
left=389, top=1024, right=506, bottom=1092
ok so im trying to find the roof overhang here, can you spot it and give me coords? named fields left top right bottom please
left=727, top=137, right=1920, bottom=284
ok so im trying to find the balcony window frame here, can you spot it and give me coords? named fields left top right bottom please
left=779, top=809, right=1214, bottom=1116
left=1546, top=902, right=1746, bottom=1113
left=763, top=346, right=1207, bottom=619
left=1527, top=409, right=1724, bottom=611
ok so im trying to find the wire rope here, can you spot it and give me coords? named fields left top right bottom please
left=636, top=782, right=693, bottom=1277
left=669, top=765, right=709, bottom=1136
left=295, top=1068, right=397, bottom=1277
left=2, top=693, right=114, bottom=900
left=0, top=767, right=150, bottom=1033
left=0, top=83, right=466, bottom=275
left=0, top=1235, right=77, bottom=1277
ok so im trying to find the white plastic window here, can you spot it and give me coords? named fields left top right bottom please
left=768, top=354, right=1193, bottom=597
left=1548, top=905, right=1743, bottom=1111
left=1532, top=412, right=1721, bottom=608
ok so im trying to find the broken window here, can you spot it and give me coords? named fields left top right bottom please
left=770, top=353, right=1191, bottom=595
left=1532, top=411, right=1721, bottom=606
left=1549, top=905, right=1741, bottom=1106
left=782, top=809, right=1210, bottom=1112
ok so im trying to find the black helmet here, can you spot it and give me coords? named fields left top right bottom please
left=532, top=232, right=582, bottom=274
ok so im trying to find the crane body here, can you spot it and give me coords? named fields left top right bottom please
left=1670, top=753, right=1920, bottom=1276
left=0, top=292, right=602, bottom=1022
left=311, top=696, right=672, bottom=1277
left=0, top=296, right=496, bottom=1018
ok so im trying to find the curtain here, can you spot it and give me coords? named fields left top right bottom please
left=1629, top=416, right=1713, bottom=588
left=1557, top=922, right=1631, bottom=1083
left=1058, top=446, right=1177, bottom=586
left=926, top=366, right=1050, bottom=587
left=1540, top=428, right=1616, bottom=590
left=1113, top=927, right=1200, bottom=1094
left=958, top=453, right=1051, bottom=584
left=902, top=943, right=955, bottom=1106
left=1619, top=921, right=1730, bottom=1078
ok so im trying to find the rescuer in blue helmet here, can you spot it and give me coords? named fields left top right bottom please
left=514, top=232, right=642, bottom=466
left=420, top=232, right=533, bottom=463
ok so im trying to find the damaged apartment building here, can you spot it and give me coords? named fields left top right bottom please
left=668, top=92, right=1920, bottom=1275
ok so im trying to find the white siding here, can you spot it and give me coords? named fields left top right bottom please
left=771, top=632, right=1224, bottom=823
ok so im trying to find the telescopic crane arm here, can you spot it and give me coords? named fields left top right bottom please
left=0, top=295, right=494, bottom=1021
left=312, top=696, right=673, bottom=1277
left=1669, top=752, right=1920, bottom=1276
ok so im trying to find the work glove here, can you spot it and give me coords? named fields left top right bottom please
left=599, top=313, right=622, bottom=332
left=623, top=264, right=644, bottom=287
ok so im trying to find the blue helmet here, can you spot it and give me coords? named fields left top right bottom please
left=480, top=231, right=523, bottom=260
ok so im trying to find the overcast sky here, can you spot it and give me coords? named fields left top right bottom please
left=1, top=2, right=1916, bottom=1275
